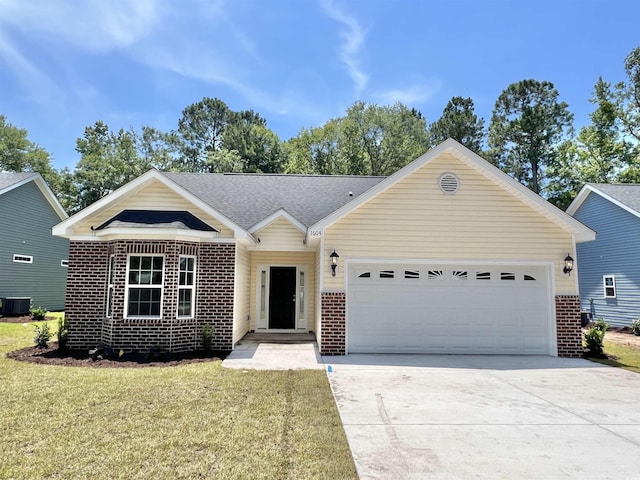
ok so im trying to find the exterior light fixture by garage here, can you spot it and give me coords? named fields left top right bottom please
left=563, top=254, right=574, bottom=275
left=330, top=250, right=340, bottom=277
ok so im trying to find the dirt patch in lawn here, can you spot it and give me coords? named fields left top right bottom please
left=603, top=327, right=640, bottom=348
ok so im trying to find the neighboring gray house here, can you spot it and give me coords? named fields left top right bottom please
left=0, top=172, right=68, bottom=313
left=567, top=183, right=640, bottom=327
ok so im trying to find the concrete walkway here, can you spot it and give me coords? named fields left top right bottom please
left=324, top=354, right=640, bottom=480
left=222, top=333, right=324, bottom=370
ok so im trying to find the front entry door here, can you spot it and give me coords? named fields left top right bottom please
left=268, top=267, right=296, bottom=329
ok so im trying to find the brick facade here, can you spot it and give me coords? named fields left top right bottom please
left=555, top=295, right=583, bottom=358
left=320, top=292, right=346, bottom=355
left=65, top=240, right=235, bottom=353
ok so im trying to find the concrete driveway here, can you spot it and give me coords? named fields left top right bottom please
left=323, top=355, right=640, bottom=480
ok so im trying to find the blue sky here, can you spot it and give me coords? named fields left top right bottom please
left=1, top=0, right=638, bottom=170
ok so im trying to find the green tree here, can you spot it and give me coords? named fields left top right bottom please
left=0, top=115, right=60, bottom=190
left=488, top=79, right=574, bottom=195
left=284, top=120, right=344, bottom=174
left=429, top=96, right=485, bottom=154
left=71, top=121, right=150, bottom=212
left=340, top=101, right=429, bottom=176
left=174, top=98, right=283, bottom=173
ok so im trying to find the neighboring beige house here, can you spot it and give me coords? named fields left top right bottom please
left=53, top=139, right=595, bottom=357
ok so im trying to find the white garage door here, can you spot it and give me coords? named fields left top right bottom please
left=347, top=263, right=553, bottom=355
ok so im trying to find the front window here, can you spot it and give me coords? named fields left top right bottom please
left=177, top=256, right=196, bottom=318
left=126, top=255, right=163, bottom=317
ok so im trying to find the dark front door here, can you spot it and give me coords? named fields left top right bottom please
left=269, top=267, right=296, bottom=329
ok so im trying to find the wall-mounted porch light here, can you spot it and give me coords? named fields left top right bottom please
left=330, top=250, right=339, bottom=277
left=563, top=254, right=574, bottom=276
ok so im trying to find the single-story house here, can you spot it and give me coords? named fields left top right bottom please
left=53, top=139, right=595, bottom=357
left=0, top=172, right=68, bottom=313
left=567, top=183, right=640, bottom=327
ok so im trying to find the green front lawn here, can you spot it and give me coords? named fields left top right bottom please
left=0, top=322, right=357, bottom=480
left=587, top=339, right=640, bottom=374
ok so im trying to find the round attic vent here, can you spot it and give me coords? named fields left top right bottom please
left=438, top=173, right=460, bottom=194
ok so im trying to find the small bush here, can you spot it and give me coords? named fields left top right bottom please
left=202, top=324, right=215, bottom=351
left=593, top=318, right=609, bottom=332
left=57, top=316, right=69, bottom=350
left=33, top=323, right=52, bottom=349
left=631, top=319, right=640, bottom=336
left=30, top=306, right=47, bottom=321
left=584, top=326, right=605, bottom=356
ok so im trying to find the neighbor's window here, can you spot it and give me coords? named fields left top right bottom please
left=106, top=255, right=115, bottom=318
left=60, top=260, right=69, bottom=267
left=13, top=254, right=33, bottom=264
left=177, top=256, right=196, bottom=318
left=126, top=255, right=163, bottom=317
left=603, top=275, right=616, bottom=298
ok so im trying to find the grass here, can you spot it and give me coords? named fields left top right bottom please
left=587, top=339, right=640, bottom=374
left=0, top=321, right=357, bottom=480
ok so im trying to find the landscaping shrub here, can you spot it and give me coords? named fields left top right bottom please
left=593, top=318, right=609, bottom=332
left=631, top=319, right=640, bottom=336
left=584, top=326, right=605, bottom=356
left=33, top=323, right=52, bottom=349
left=30, top=306, right=47, bottom=321
left=57, top=316, right=69, bottom=350
left=202, top=324, right=215, bottom=351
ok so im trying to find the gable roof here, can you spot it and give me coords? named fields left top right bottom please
left=567, top=183, right=640, bottom=220
left=0, top=172, right=67, bottom=220
left=162, top=172, right=384, bottom=230
left=310, top=139, right=596, bottom=243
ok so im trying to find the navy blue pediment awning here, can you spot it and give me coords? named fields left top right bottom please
left=95, top=210, right=219, bottom=232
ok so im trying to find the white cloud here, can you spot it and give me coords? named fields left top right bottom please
left=374, top=81, right=442, bottom=105
left=0, top=0, right=161, bottom=52
left=319, top=0, right=369, bottom=95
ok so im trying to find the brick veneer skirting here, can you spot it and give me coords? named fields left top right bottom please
left=320, top=292, right=346, bottom=355
left=65, top=240, right=235, bottom=353
left=555, top=295, right=582, bottom=358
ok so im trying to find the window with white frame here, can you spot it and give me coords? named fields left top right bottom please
left=13, top=254, right=33, bottom=264
left=106, top=255, right=115, bottom=318
left=126, top=255, right=163, bottom=317
left=61, top=260, right=69, bottom=267
left=603, top=275, right=616, bottom=298
left=177, top=256, right=196, bottom=318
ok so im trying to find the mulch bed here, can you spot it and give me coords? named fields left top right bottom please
left=2, top=315, right=228, bottom=368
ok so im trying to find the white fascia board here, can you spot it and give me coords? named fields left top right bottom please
left=0, top=173, right=37, bottom=195
left=309, top=138, right=595, bottom=243
left=92, top=227, right=223, bottom=242
left=567, top=184, right=640, bottom=221
left=248, top=208, right=307, bottom=234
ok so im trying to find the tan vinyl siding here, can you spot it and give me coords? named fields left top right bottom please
left=233, top=242, right=251, bottom=344
left=73, top=180, right=234, bottom=237
left=252, top=217, right=307, bottom=251
left=249, top=251, right=316, bottom=331
left=324, top=153, right=576, bottom=293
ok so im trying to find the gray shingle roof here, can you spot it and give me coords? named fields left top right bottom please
left=0, top=172, right=37, bottom=192
left=588, top=183, right=640, bottom=215
left=162, top=172, right=385, bottom=229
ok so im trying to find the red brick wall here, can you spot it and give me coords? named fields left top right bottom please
left=556, top=295, right=583, bottom=358
left=65, top=240, right=235, bottom=353
left=320, top=292, right=346, bottom=355
left=65, top=241, right=111, bottom=350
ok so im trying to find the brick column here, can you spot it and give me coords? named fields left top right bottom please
left=556, top=295, right=582, bottom=358
left=65, top=241, right=110, bottom=350
left=320, top=292, right=346, bottom=355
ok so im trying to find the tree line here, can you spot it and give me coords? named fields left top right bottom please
left=2, top=46, right=640, bottom=213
